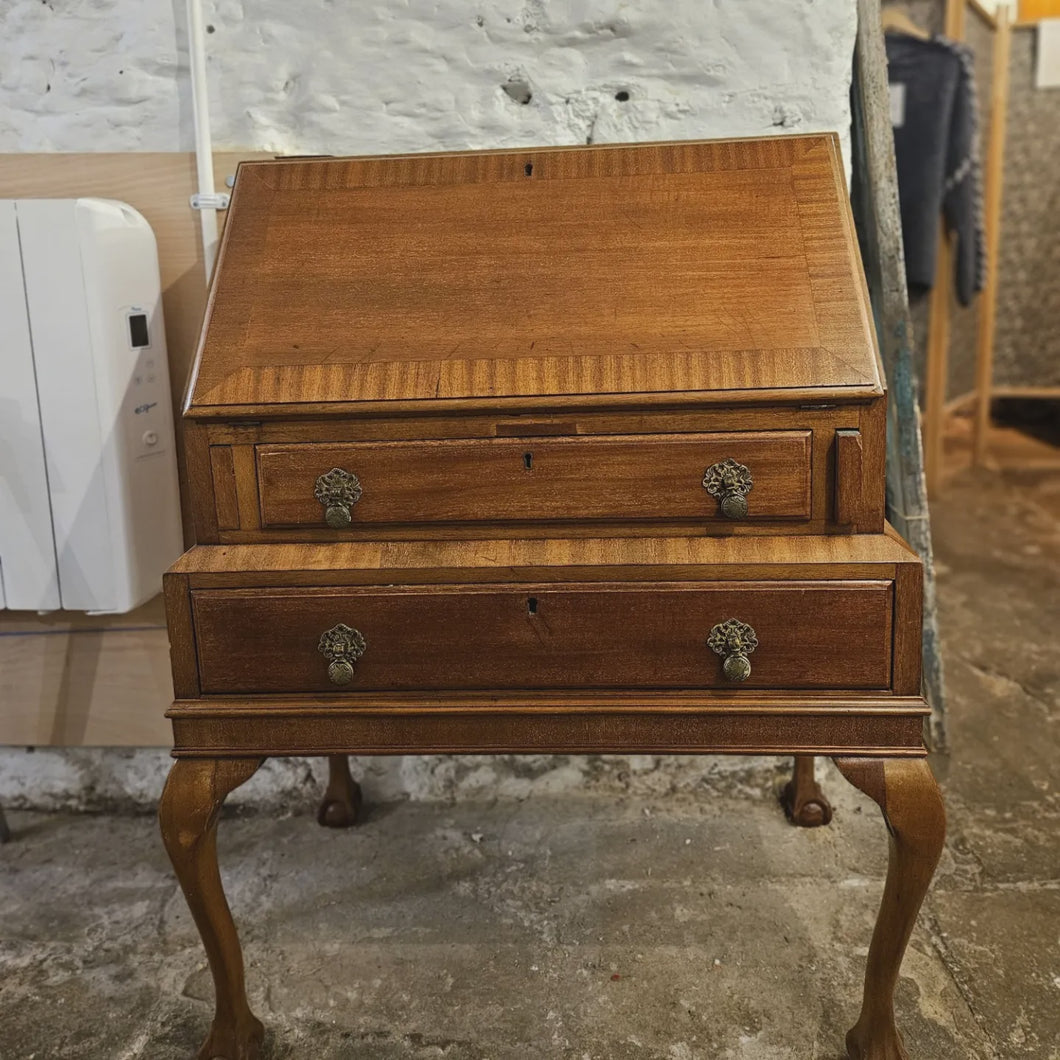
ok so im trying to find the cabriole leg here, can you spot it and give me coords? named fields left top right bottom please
left=834, top=757, right=946, bottom=1060
left=317, top=754, right=363, bottom=828
left=159, top=757, right=266, bottom=1060
left=781, top=754, right=833, bottom=827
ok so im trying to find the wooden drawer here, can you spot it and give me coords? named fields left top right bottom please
left=190, top=580, right=892, bottom=695
left=254, top=432, right=812, bottom=531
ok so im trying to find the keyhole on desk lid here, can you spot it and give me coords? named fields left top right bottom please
left=523, top=451, right=533, bottom=470
left=527, top=597, right=538, bottom=615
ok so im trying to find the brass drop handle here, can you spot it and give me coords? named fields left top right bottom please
left=702, top=458, right=753, bottom=519
left=315, top=468, right=363, bottom=529
left=707, top=618, right=758, bottom=682
left=318, top=623, right=367, bottom=686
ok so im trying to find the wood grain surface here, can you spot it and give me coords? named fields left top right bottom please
left=255, top=431, right=812, bottom=529
left=190, top=580, right=893, bottom=695
left=158, top=757, right=266, bottom=1058
left=835, top=428, right=877, bottom=529
left=168, top=700, right=928, bottom=758
left=190, top=402, right=888, bottom=544
left=186, top=135, right=883, bottom=416
left=835, top=757, right=946, bottom=1057
left=168, top=528, right=918, bottom=579
left=0, top=595, right=172, bottom=746
left=158, top=135, right=929, bottom=1060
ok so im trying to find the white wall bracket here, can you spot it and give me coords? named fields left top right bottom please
left=190, top=192, right=230, bottom=210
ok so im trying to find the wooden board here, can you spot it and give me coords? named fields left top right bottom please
left=191, top=581, right=894, bottom=694
left=254, top=432, right=813, bottom=529
left=187, top=135, right=884, bottom=416
left=944, top=407, right=1060, bottom=475
left=168, top=696, right=930, bottom=758
left=973, top=6, right=1013, bottom=464
left=0, top=597, right=172, bottom=746
left=164, top=530, right=926, bottom=757
left=0, top=150, right=268, bottom=748
left=168, top=529, right=919, bottom=583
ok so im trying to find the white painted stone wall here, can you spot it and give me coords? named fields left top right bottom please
left=0, top=0, right=857, bottom=810
left=2, top=0, right=855, bottom=162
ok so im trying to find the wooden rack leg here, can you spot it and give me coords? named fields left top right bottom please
left=159, top=757, right=266, bottom=1060
left=317, top=754, right=363, bottom=828
left=972, top=5, right=1012, bottom=467
left=834, top=757, right=946, bottom=1060
left=780, top=755, right=833, bottom=827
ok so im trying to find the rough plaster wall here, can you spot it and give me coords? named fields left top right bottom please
left=0, top=0, right=857, bottom=810
left=1, top=0, right=856, bottom=163
left=0, top=747, right=788, bottom=815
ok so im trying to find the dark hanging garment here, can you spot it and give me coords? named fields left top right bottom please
left=885, top=33, right=986, bottom=306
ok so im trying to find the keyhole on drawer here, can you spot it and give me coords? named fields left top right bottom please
left=523, top=451, right=533, bottom=470
left=527, top=597, right=538, bottom=615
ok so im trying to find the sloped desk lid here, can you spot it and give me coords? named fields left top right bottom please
left=185, top=134, right=882, bottom=418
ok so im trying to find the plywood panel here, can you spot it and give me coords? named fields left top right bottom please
left=0, top=597, right=172, bottom=746
left=0, top=150, right=268, bottom=747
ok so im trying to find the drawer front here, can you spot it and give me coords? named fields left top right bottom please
left=255, top=432, right=811, bottom=530
left=191, top=581, right=892, bottom=695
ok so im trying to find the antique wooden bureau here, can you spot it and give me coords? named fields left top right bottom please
left=160, top=135, right=945, bottom=1060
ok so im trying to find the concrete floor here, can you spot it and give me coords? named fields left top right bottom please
left=1, top=466, right=1058, bottom=1060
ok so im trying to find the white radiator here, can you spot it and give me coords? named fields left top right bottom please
left=0, top=198, right=182, bottom=614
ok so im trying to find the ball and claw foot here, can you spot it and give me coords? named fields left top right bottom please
left=846, top=1021, right=908, bottom=1060
left=317, top=755, right=363, bottom=828
left=197, top=1014, right=265, bottom=1060
left=781, top=755, right=833, bottom=828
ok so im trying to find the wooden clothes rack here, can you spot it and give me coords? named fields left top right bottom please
left=970, top=2, right=1013, bottom=466
left=907, top=0, right=1019, bottom=490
